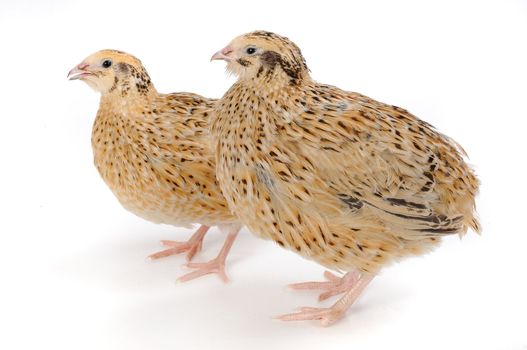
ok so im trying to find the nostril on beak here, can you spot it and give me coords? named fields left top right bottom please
left=211, top=46, right=235, bottom=62
left=222, top=47, right=233, bottom=56
left=78, top=63, right=89, bottom=70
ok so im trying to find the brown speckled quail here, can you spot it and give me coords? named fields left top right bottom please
left=210, top=31, right=480, bottom=325
left=68, top=50, right=240, bottom=282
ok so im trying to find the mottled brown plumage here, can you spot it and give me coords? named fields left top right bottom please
left=69, top=50, right=240, bottom=282
left=211, top=31, right=480, bottom=325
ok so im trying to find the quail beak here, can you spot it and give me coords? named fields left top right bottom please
left=211, top=46, right=234, bottom=62
left=67, top=63, right=93, bottom=80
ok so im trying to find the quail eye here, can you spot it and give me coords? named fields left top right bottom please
left=246, top=47, right=257, bottom=55
left=102, top=59, right=112, bottom=68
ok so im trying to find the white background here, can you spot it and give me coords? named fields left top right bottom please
left=1, top=0, right=526, bottom=349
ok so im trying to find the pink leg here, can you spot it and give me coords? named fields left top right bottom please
left=177, top=228, right=240, bottom=283
left=148, top=225, right=210, bottom=262
left=277, top=273, right=375, bottom=326
left=289, top=270, right=360, bottom=301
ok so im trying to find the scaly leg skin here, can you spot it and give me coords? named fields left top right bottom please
left=148, top=225, right=210, bottom=262
left=277, top=273, right=375, bottom=326
left=289, top=270, right=361, bottom=301
left=177, top=227, right=240, bottom=283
